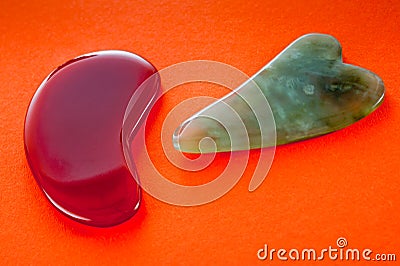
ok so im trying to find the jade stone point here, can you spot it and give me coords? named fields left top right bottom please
left=173, top=33, right=385, bottom=153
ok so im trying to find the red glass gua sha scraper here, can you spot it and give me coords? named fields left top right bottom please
left=24, top=51, right=160, bottom=227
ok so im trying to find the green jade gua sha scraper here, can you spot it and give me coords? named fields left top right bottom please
left=173, top=33, right=385, bottom=153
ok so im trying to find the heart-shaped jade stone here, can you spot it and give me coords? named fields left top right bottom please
left=24, top=51, right=159, bottom=227
left=173, top=34, right=385, bottom=153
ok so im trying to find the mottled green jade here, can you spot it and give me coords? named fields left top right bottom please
left=173, top=34, right=385, bottom=153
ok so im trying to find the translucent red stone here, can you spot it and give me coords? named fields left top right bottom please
left=24, top=51, right=158, bottom=227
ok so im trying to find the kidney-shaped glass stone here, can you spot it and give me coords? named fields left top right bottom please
left=24, top=51, right=159, bottom=227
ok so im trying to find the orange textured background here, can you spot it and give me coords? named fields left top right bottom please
left=1, top=0, right=399, bottom=265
